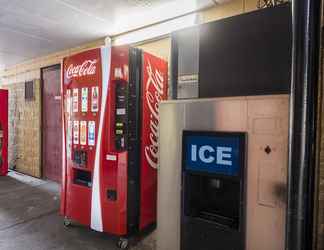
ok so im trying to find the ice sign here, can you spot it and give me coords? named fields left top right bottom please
left=183, top=131, right=246, bottom=176
left=190, top=145, right=233, bottom=166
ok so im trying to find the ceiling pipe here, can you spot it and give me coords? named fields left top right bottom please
left=104, top=36, right=112, bottom=47
left=286, top=0, right=322, bottom=249
left=211, top=0, right=232, bottom=4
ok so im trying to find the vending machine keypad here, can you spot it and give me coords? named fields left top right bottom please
left=107, top=189, right=117, bottom=201
left=115, top=80, right=127, bottom=151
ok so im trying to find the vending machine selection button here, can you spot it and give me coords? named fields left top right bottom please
left=107, top=189, right=117, bottom=201
left=72, top=89, right=78, bottom=113
left=106, top=154, right=117, bottom=161
left=116, top=129, right=123, bottom=135
left=116, top=108, right=126, bottom=115
left=116, top=122, right=124, bottom=127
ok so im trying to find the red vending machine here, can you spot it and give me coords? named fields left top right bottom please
left=0, top=89, right=8, bottom=176
left=60, top=46, right=168, bottom=248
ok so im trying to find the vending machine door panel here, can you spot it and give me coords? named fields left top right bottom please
left=139, top=52, right=168, bottom=230
left=101, top=46, right=130, bottom=236
left=61, top=48, right=104, bottom=229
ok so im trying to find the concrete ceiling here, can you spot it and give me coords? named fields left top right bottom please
left=0, top=0, right=218, bottom=69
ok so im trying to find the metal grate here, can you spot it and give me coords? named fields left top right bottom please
left=257, top=0, right=287, bottom=9
left=25, top=80, right=34, bottom=101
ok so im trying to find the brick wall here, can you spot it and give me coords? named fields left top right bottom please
left=2, top=80, right=41, bottom=177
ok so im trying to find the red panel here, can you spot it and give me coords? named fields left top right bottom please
left=139, top=52, right=168, bottom=229
left=101, top=46, right=129, bottom=236
left=60, top=48, right=102, bottom=224
left=0, top=89, right=8, bottom=176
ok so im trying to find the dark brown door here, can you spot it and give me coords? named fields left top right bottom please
left=42, top=65, right=62, bottom=183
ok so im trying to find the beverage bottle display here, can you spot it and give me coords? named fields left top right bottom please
left=81, top=88, right=88, bottom=112
left=92, top=87, right=99, bottom=112
left=73, top=121, right=79, bottom=145
left=88, top=121, right=95, bottom=146
left=66, top=89, right=71, bottom=114
left=73, top=89, right=78, bottom=112
left=80, top=121, right=87, bottom=145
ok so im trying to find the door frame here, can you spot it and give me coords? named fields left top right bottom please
left=40, top=64, right=61, bottom=180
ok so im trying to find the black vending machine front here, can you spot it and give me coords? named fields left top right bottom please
left=181, top=131, right=247, bottom=250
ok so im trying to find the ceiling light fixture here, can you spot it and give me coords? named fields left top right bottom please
left=110, top=0, right=211, bottom=35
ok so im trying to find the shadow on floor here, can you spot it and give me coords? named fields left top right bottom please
left=0, top=171, right=120, bottom=250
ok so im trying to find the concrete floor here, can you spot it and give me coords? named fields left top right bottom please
left=0, top=172, right=154, bottom=250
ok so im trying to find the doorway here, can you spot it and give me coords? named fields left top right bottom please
left=41, top=64, right=62, bottom=183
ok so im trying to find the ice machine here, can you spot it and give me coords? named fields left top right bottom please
left=157, top=96, right=289, bottom=250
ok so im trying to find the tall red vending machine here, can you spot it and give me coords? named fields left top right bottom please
left=60, top=45, right=168, bottom=248
left=0, top=89, right=8, bottom=176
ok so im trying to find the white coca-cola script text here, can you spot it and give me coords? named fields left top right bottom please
left=144, top=60, right=165, bottom=170
left=66, top=60, right=97, bottom=79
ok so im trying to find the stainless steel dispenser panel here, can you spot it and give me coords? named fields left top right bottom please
left=157, top=95, right=289, bottom=250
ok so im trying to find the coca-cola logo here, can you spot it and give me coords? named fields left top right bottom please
left=144, top=60, right=165, bottom=170
left=66, top=60, right=97, bottom=79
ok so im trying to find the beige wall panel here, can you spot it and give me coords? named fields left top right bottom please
left=136, top=37, right=171, bottom=62
left=202, top=0, right=244, bottom=23
left=244, top=0, right=259, bottom=13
